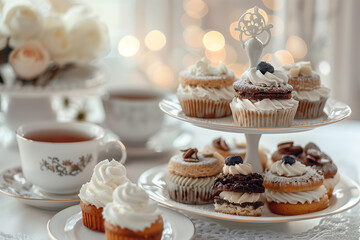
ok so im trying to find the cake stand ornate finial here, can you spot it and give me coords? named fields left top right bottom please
left=235, top=6, right=273, bottom=69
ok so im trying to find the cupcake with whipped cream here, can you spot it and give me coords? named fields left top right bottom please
left=231, top=61, right=298, bottom=127
left=79, top=159, right=130, bottom=232
left=103, top=182, right=163, bottom=240
left=213, top=156, right=265, bottom=216
left=282, top=61, right=330, bottom=119
left=264, top=155, right=329, bottom=215
left=177, top=57, right=235, bottom=118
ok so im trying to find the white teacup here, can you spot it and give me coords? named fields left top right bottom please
left=16, top=121, right=127, bottom=194
left=102, top=88, right=165, bottom=145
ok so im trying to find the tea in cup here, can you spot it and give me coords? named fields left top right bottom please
left=102, top=88, right=165, bottom=145
left=16, top=121, right=127, bottom=194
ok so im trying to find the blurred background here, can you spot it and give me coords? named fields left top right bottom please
left=85, top=0, right=360, bottom=120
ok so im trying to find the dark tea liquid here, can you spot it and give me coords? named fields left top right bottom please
left=25, top=130, right=93, bottom=143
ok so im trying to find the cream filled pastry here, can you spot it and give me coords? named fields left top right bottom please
left=264, top=155, right=329, bottom=215
left=177, top=57, right=235, bottom=118
left=283, top=61, right=330, bottom=119
left=214, top=156, right=265, bottom=216
left=79, top=159, right=129, bottom=232
left=103, top=183, right=163, bottom=240
left=231, top=61, right=298, bottom=127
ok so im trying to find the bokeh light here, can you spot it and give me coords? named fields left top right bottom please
left=181, top=14, right=202, bottom=27
left=205, top=48, right=226, bottom=65
left=145, top=30, right=166, bottom=51
left=286, top=35, right=308, bottom=59
left=227, top=63, right=248, bottom=78
left=262, top=0, right=284, bottom=11
left=139, top=51, right=161, bottom=70
left=118, top=35, right=140, bottom=57
left=319, top=61, right=331, bottom=76
left=246, top=7, right=268, bottom=24
left=182, top=53, right=202, bottom=68
left=274, top=50, right=294, bottom=66
left=147, top=62, right=175, bottom=89
left=261, top=53, right=274, bottom=65
left=229, top=21, right=240, bottom=40
left=183, top=25, right=204, bottom=48
left=184, top=0, right=208, bottom=19
left=203, top=31, right=225, bottom=52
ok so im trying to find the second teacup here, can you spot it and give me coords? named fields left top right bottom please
left=16, top=121, right=127, bottom=194
left=102, top=88, right=165, bottom=145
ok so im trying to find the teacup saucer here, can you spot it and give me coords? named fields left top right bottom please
left=0, top=167, right=80, bottom=210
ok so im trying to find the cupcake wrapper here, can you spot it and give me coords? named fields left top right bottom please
left=178, top=97, right=231, bottom=118
left=295, top=98, right=328, bottom=119
left=230, top=103, right=298, bottom=127
left=166, top=180, right=215, bottom=204
left=80, top=201, right=105, bottom=232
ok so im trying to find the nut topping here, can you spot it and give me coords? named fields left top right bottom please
left=213, top=138, right=230, bottom=151
left=181, top=148, right=199, bottom=162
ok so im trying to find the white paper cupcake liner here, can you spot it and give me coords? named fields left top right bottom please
left=166, top=180, right=215, bottom=204
left=178, top=97, right=231, bottom=118
left=295, top=97, right=328, bottom=119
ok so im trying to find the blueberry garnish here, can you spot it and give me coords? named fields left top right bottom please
left=282, top=155, right=296, bottom=165
left=225, top=155, right=243, bottom=166
left=257, top=61, right=274, bottom=75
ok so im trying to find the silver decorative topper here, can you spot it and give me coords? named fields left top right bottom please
left=235, top=6, right=273, bottom=69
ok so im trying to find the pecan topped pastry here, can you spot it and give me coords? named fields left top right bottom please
left=165, top=148, right=222, bottom=204
left=230, top=61, right=299, bottom=127
left=213, top=156, right=265, bottom=216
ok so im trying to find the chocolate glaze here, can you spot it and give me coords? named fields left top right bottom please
left=214, top=173, right=265, bottom=193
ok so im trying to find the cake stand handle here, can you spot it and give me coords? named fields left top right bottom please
left=244, top=133, right=262, bottom=173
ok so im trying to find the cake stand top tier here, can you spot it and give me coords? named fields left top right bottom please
left=159, top=97, right=351, bottom=134
left=0, top=63, right=105, bottom=97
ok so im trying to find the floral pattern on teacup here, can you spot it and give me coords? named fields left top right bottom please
left=40, top=154, right=92, bottom=177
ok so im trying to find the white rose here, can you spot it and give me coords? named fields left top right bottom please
left=65, top=6, right=109, bottom=64
left=2, top=1, right=43, bottom=48
left=9, top=40, right=50, bottom=80
left=41, top=15, right=74, bottom=66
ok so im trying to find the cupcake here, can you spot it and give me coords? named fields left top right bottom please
left=203, top=137, right=269, bottom=170
left=271, top=141, right=304, bottom=162
left=166, top=148, right=222, bottom=204
left=79, top=159, right=129, bottom=232
left=177, top=57, right=235, bottom=118
left=301, top=142, right=339, bottom=198
left=264, top=156, right=329, bottom=215
left=103, top=182, right=163, bottom=240
left=231, top=61, right=299, bottom=127
left=213, top=156, right=265, bottom=216
left=282, top=61, right=331, bottom=119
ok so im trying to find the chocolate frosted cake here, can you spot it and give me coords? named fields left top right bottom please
left=213, top=156, right=265, bottom=216
left=230, top=61, right=299, bottom=127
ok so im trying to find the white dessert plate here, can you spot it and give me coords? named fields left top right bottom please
left=0, top=63, right=105, bottom=96
left=47, top=205, right=195, bottom=240
left=159, top=97, right=351, bottom=134
left=138, top=164, right=360, bottom=223
left=0, top=167, right=79, bottom=210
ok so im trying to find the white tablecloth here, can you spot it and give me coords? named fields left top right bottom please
left=0, top=120, right=359, bottom=240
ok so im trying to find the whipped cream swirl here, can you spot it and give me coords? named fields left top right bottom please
left=231, top=98, right=299, bottom=111
left=265, top=185, right=327, bottom=204
left=102, top=182, right=161, bottom=231
left=243, top=67, right=288, bottom=87
left=177, top=84, right=234, bottom=101
left=79, top=159, right=129, bottom=208
left=269, top=160, right=308, bottom=177
left=292, top=86, right=330, bottom=101
left=220, top=191, right=260, bottom=204
left=323, top=173, right=340, bottom=190
left=223, top=162, right=252, bottom=175
left=283, top=61, right=312, bottom=77
left=189, top=57, right=229, bottom=76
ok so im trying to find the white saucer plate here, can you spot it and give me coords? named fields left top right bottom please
left=138, top=164, right=360, bottom=223
left=0, top=167, right=79, bottom=210
left=159, top=97, right=351, bottom=134
left=47, top=205, right=195, bottom=240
